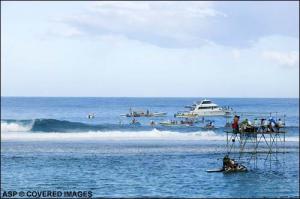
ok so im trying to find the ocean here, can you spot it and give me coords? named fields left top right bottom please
left=1, top=97, right=299, bottom=198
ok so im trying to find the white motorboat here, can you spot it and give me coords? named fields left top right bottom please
left=175, top=99, right=232, bottom=117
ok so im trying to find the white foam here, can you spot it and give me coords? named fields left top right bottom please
left=1, top=128, right=228, bottom=142
left=285, top=137, right=299, bottom=142
left=1, top=122, right=32, bottom=132
left=1, top=126, right=298, bottom=142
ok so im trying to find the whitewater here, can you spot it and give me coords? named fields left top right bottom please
left=1, top=119, right=298, bottom=142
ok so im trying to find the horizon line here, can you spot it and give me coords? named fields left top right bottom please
left=1, top=96, right=299, bottom=99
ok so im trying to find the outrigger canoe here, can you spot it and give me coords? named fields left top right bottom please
left=159, top=121, right=194, bottom=127
left=159, top=121, right=181, bottom=127
left=121, top=112, right=167, bottom=117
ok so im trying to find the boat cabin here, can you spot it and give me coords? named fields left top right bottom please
left=194, top=99, right=219, bottom=110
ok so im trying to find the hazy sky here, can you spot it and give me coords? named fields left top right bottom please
left=1, top=1, right=299, bottom=97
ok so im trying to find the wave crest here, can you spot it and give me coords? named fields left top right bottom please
left=1, top=121, right=32, bottom=132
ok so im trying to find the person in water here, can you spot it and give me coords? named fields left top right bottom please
left=132, top=118, right=137, bottom=124
left=87, top=113, right=95, bottom=119
left=223, top=155, right=237, bottom=170
left=150, top=120, right=155, bottom=126
left=207, top=121, right=214, bottom=128
left=223, top=155, right=230, bottom=169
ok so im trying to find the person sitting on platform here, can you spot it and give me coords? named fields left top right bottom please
left=240, top=118, right=254, bottom=132
left=232, top=115, right=240, bottom=133
left=253, top=118, right=260, bottom=132
left=240, top=118, right=248, bottom=130
left=260, top=118, right=268, bottom=132
left=275, top=118, right=284, bottom=132
left=246, top=119, right=255, bottom=132
left=267, top=117, right=276, bottom=132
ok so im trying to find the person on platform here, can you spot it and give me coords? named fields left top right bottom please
left=268, top=117, right=276, bottom=132
left=275, top=118, right=284, bottom=132
left=232, top=115, right=240, bottom=133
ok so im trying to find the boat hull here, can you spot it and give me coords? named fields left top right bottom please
left=175, top=111, right=231, bottom=117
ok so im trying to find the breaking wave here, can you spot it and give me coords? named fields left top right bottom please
left=1, top=119, right=33, bottom=132
left=1, top=129, right=226, bottom=142
left=1, top=119, right=298, bottom=142
left=1, top=118, right=223, bottom=133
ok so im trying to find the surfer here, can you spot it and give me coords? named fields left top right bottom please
left=222, top=155, right=248, bottom=172
left=223, top=155, right=237, bottom=169
left=87, top=113, right=95, bottom=119
left=207, top=155, right=247, bottom=173
left=205, top=120, right=214, bottom=129
left=130, top=118, right=141, bottom=126
left=150, top=120, right=155, bottom=126
left=223, top=155, right=231, bottom=170
left=132, top=118, right=137, bottom=124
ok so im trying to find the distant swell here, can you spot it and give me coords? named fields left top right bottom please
left=31, top=119, right=105, bottom=132
left=1, top=119, right=108, bottom=132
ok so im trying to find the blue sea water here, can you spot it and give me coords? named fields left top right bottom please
left=1, top=97, right=299, bottom=198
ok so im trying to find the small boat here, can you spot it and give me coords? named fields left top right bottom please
left=174, top=112, right=198, bottom=118
left=179, top=118, right=195, bottom=126
left=159, top=119, right=194, bottom=127
left=121, top=109, right=167, bottom=117
left=159, top=120, right=180, bottom=126
left=151, top=112, right=167, bottom=117
left=175, top=99, right=232, bottom=117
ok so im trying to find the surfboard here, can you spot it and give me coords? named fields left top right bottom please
left=206, top=168, right=224, bottom=172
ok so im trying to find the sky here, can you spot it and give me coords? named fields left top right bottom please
left=1, top=1, right=299, bottom=97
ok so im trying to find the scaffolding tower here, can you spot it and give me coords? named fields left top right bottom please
left=224, top=112, right=287, bottom=169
